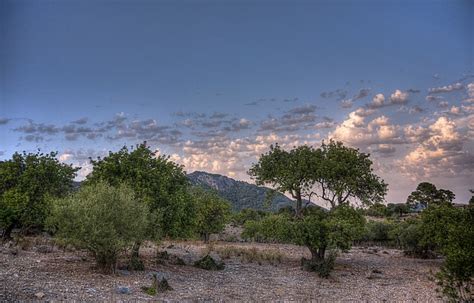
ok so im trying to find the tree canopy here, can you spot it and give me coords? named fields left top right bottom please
left=249, top=140, right=387, bottom=215
left=406, top=182, right=455, bottom=208
left=85, top=142, right=195, bottom=239
left=0, top=151, right=78, bottom=239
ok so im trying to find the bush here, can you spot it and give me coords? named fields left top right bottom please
left=392, top=219, right=435, bottom=258
left=194, top=255, right=225, bottom=270
left=359, top=221, right=395, bottom=244
left=231, top=208, right=268, bottom=226
left=47, top=182, right=149, bottom=273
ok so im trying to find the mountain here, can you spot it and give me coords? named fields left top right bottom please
left=187, top=171, right=294, bottom=211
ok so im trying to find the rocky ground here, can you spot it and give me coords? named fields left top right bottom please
left=0, top=237, right=444, bottom=302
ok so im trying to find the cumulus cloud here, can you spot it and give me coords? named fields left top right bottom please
left=390, top=89, right=409, bottom=104
left=0, top=118, right=10, bottom=125
left=399, top=116, right=474, bottom=179
left=428, top=82, right=464, bottom=94
left=71, top=117, right=88, bottom=125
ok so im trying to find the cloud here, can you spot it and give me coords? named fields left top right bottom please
left=368, top=93, right=385, bottom=108
left=320, top=89, right=348, bottom=100
left=390, top=89, right=409, bottom=104
left=428, top=82, right=464, bottom=94
left=399, top=116, right=474, bottom=178
left=0, top=118, right=10, bottom=125
left=72, top=117, right=88, bottom=125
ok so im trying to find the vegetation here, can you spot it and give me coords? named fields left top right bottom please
left=249, top=140, right=387, bottom=216
left=231, top=208, right=268, bottom=226
left=0, top=151, right=78, bottom=240
left=243, top=205, right=365, bottom=277
left=194, top=254, right=225, bottom=270
left=85, top=142, right=196, bottom=269
left=47, top=182, right=149, bottom=273
left=247, top=140, right=382, bottom=276
left=192, top=187, right=231, bottom=243
left=406, top=182, right=455, bottom=208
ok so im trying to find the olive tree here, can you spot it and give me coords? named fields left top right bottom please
left=85, top=142, right=196, bottom=269
left=0, top=151, right=78, bottom=240
left=48, top=182, right=149, bottom=273
left=192, top=187, right=231, bottom=243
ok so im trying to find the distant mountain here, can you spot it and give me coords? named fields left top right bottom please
left=187, top=171, right=294, bottom=211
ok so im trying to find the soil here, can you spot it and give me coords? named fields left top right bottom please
left=0, top=237, right=444, bottom=302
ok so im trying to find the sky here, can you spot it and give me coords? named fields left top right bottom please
left=1, top=0, right=473, bottom=204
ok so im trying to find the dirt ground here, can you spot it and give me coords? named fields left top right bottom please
left=0, top=237, right=444, bottom=302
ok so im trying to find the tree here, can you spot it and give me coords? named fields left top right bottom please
left=406, top=182, right=454, bottom=208
left=85, top=142, right=196, bottom=269
left=469, top=189, right=473, bottom=206
left=248, top=144, right=317, bottom=217
left=192, top=188, right=231, bottom=243
left=419, top=204, right=473, bottom=301
left=249, top=141, right=387, bottom=216
left=0, top=151, right=78, bottom=240
left=243, top=205, right=365, bottom=277
left=47, top=182, right=149, bottom=273
left=247, top=141, right=385, bottom=276
left=314, top=141, right=387, bottom=208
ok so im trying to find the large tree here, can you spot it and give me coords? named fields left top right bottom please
left=0, top=151, right=78, bottom=240
left=248, top=144, right=320, bottom=217
left=246, top=141, right=385, bottom=276
left=406, top=182, right=455, bottom=208
left=314, top=141, right=387, bottom=208
left=85, top=142, right=196, bottom=268
left=249, top=140, right=387, bottom=215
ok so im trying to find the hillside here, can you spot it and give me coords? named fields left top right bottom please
left=187, top=171, right=294, bottom=211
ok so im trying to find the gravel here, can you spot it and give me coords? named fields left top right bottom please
left=0, top=239, right=444, bottom=302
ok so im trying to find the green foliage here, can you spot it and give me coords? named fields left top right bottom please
left=360, top=220, right=395, bottom=243
left=85, top=142, right=195, bottom=239
left=47, top=182, right=149, bottom=273
left=248, top=141, right=387, bottom=215
left=231, top=208, right=268, bottom=226
left=243, top=205, right=365, bottom=277
left=192, top=187, right=231, bottom=242
left=419, top=205, right=473, bottom=301
left=0, top=151, right=78, bottom=238
left=406, top=182, right=455, bottom=208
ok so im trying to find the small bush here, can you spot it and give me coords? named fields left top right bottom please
left=194, top=254, right=225, bottom=270
left=142, top=273, right=173, bottom=295
left=47, top=182, right=149, bottom=273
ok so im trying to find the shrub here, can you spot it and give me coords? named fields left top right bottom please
left=47, top=182, right=149, bottom=273
left=194, top=254, right=225, bottom=270
left=359, top=220, right=395, bottom=244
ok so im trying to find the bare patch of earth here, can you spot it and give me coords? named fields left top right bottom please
left=0, top=238, right=443, bottom=302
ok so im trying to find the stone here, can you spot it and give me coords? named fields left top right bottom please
left=116, top=286, right=131, bottom=295
left=34, top=292, right=45, bottom=299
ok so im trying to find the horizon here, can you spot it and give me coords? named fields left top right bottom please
left=1, top=0, right=473, bottom=203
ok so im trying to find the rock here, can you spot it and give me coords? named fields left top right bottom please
left=116, top=286, right=131, bottom=295
left=117, top=269, right=131, bottom=276
left=34, top=292, right=45, bottom=299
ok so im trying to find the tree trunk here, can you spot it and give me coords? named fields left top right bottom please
left=202, top=233, right=210, bottom=243
left=128, top=241, right=145, bottom=270
left=1, top=222, right=16, bottom=241
left=310, top=246, right=326, bottom=263
left=295, top=190, right=302, bottom=217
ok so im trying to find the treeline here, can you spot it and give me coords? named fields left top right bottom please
left=0, top=141, right=472, bottom=301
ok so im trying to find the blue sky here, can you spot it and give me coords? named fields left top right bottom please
left=1, top=0, right=473, bottom=204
